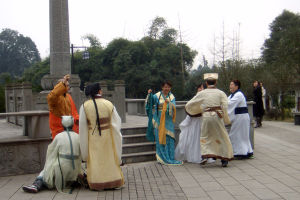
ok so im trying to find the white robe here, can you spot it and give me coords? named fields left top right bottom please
left=42, top=130, right=82, bottom=193
left=228, top=91, right=253, bottom=156
left=175, top=116, right=202, bottom=163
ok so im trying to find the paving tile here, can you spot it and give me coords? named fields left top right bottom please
left=223, top=185, right=252, bottom=196
left=251, top=175, right=278, bottom=184
left=199, top=181, right=223, bottom=192
left=215, top=177, right=239, bottom=186
left=251, top=188, right=281, bottom=199
left=181, top=186, right=207, bottom=198
left=265, top=182, right=294, bottom=193
left=233, top=194, right=260, bottom=200
left=240, top=180, right=266, bottom=189
left=207, top=190, right=235, bottom=200
left=279, top=192, right=300, bottom=200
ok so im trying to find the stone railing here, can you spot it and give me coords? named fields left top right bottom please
left=0, top=110, right=51, bottom=177
left=125, top=99, right=146, bottom=115
left=0, top=110, right=50, bottom=139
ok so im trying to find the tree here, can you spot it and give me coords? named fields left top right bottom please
left=0, top=29, right=41, bottom=77
left=261, top=10, right=300, bottom=116
left=148, top=17, right=167, bottom=39
left=22, top=57, right=50, bottom=92
left=262, top=10, right=300, bottom=91
left=82, top=34, right=102, bottom=48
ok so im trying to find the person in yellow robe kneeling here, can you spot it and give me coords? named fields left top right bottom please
left=79, top=83, right=124, bottom=190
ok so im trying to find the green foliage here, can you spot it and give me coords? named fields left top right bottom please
left=82, top=34, right=102, bottom=48
left=262, top=10, right=300, bottom=94
left=22, top=57, right=50, bottom=92
left=0, top=28, right=41, bottom=77
left=280, top=95, right=295, bottom=109
left=69, top=17, right=196, bottom=100
left=148, top=16, right=167, bottom=39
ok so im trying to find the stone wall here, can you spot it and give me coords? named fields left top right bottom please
left=0, top=139, right=51, bottom=177
left=5, top=83, right=33, bottom=125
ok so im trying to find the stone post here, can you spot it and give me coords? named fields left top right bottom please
left=49, top=0, right=71, bottom=76
left=114, top=81, right=126, bottom=123
left=40, top=0, right=81, bottom=110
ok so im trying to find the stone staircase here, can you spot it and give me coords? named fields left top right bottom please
left=121, top=126, right=156, bottom=164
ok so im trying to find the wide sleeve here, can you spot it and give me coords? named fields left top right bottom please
left=145, top=93, right=156, bottom=142
left=68, top=94, right=79, bottom=133
left=227, top=93, right=241, bottom=122
left=185, top=92, right=204, bottom=116
left=79, top=105, right=89, bottom=161
left=43, top=137, right=60, bottom=188
left=221, top=92, right=231, bottom=125
left=47, top=82, right=68, bottom=109
left=111, top=107, right=122, bottom=164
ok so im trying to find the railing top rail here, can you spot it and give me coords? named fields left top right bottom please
left=0, top=110, right=49, bottom=117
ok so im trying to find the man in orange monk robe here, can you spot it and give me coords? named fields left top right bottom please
left=47, top=74, right=79, bottom=139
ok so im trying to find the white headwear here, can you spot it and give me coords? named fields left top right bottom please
left=204, top=73, right=218, bottom=80
left=61, top=116, right=74, bottom=129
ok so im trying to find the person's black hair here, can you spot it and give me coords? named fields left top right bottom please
left=84, top=83, right=102, bottom=135
left=161, top=80, right=172, bottom=88
left=85, top=83, right=101, bottom=97
left=231, top=79, right=241, bottom=89
left=206, top=79, right=216, bottom=85
left=197, top=82, right=207, bottom=90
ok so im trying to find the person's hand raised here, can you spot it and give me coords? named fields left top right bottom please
left=63, top=74, right=70, bottom=84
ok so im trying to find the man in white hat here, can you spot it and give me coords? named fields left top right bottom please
left=185, top=73, right=233, bottom=167
left=22, top=116, right=82, bottom=193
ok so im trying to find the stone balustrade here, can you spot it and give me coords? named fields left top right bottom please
left=0, top=110, right=50, bottom=139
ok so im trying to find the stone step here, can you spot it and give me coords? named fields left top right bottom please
left=123, top=133, right=149, bottom=144
left=121, top=126, right=147, bottom=135
left=122, top=142, right=155, bottom=154
left=122, top=151, right=156, bottom=164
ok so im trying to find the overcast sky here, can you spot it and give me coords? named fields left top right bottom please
left=0, top=0, right=299, bottom=68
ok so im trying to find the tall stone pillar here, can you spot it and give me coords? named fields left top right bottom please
left=50, top=0, right=71, bottom=76
left=41, top=0, right=81, bottom=109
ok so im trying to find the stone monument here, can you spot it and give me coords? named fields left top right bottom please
left=41, top=0, right=81, bottom=108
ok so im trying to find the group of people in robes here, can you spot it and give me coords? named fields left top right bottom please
left=23, top=75, right=124, bottom=193
left=23, top=72, right=255, bottom=194
left=146, top=73, right=253, bottom=167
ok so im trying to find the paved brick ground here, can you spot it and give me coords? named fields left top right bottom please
left=169, top=121, right=300, bottom=200
left=0, top=120, right=300, bottom=200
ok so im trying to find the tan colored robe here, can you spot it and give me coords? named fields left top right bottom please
left=79, top=97, right=124, bottom=190
left=185, top=87, right=233, bottom=160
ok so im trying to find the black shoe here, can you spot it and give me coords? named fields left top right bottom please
left=77, top=174, right=89, bottom=189
left=200, top=158, right=207, bottom=165
left=221, top=160, right=228, bottom=167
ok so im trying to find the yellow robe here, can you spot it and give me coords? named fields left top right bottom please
left=185, top=88, right=233, bottom=160
left=79, top=97, right=124, bottom=190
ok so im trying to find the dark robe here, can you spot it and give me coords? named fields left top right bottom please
left=253, top=86, right=264, bottom=117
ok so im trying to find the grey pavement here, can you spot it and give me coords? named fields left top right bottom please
left=1, top=120, right=300, bottom=200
